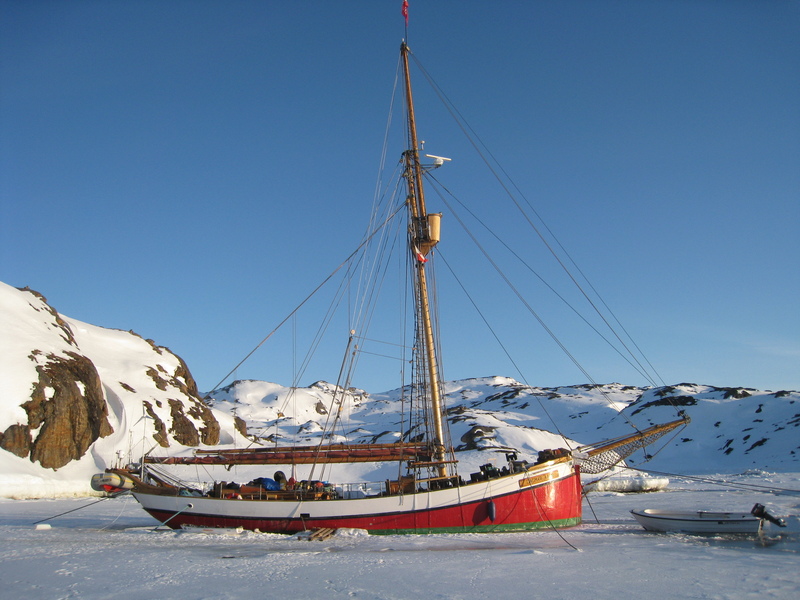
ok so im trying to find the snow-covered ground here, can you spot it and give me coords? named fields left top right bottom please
left=3, top=284, right=800, bottom=597
left=2, top=471, right=798, bottom=600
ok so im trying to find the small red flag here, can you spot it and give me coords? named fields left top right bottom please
left=402, top=0, right=409, bottom=25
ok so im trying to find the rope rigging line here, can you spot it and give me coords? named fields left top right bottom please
left=353, top=336, right=414, bottom=351
left=575, top=417, right=689, bottom=474
left=97, top=493, right=136, bottom=531
left=529, top=487, right=580, bottom=552
left=423, top=175, right=644, bottom=434
left=32, top=492, right=130, bottom=525
left=436, top=250, right=572, bottom=445
left=620, top=467, right=800, bottom=496
left=231, top=69, right=413, bottom=465
left=405, top=48, right=698, bottom=432
left=286, top=257, right=362, bottom=396
left=429, top=175, right=661, bottom=388
left=268, top=58, right=421, bottom=472
left=311, top=199, right=409, bottom=468
left=203, top=199, right=408, bottom=454
left=308, top=335, right=359, bottom=482
left=397, top=249, right=412, bottom=469
left=367, top=53, right=403, bottom=234
left=263, top=206, right=407, bottom=450
left=407, top=47, right=666, bottom=389
left=582, top=488, right=601, bottom=524
left=206, top=204, right=407, bottom=396
left=347, top=197, right=407, bottom=379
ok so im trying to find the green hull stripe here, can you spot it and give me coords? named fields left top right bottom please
left=366, top=517, right=582, bottom=536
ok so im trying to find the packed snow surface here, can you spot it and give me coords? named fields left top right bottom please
left=3, top=283, right=800, bottom=597
left=1, top=472, right=798, bottom=599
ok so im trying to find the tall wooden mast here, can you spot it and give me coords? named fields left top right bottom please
left=400, top=42, right=448, bottom=478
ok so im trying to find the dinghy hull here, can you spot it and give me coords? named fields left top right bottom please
left=631, top=508, right=763, bottom=534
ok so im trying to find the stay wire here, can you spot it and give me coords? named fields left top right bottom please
left=425, top=177, right=642, bottom=433
left=621, top=467, right=800, bottom=496
left=436, top=250, right=571, bottom=444
left=273, top=205, right=406, bottom=442
left=207, top=204, right=406, bottom=396
left=530, top=487, right=580, bottom=552
left=33, top=492, right=130, bottom=525
left=98, top=493, right=135, bottom=531
left=279, top=183, right=407, bottom=457
left=408, top=48, right=666, bottom=389
left=430, top=175, right=661, bottom=388
left=582, top=489, right=601, bottom=524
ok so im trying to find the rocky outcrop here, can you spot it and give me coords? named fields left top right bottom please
left=1, top=283, right=225, bottom=472
left=141, top=394, right=221, bottom=449
left=187, top=399, right=220, bottom=445
left=143, top=400, right=170, bottom=448
left=143, top=350, right=221, bottom=447
left=0, top=424, right=31, bottom=458
left=1, top=350, right=113, bottom=469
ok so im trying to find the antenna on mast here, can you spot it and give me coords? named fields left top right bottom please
left=425, top=154, right=451, bottom=168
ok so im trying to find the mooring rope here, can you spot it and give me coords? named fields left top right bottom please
left=32, top=491, right=130, bottom=525
left=623, top=467, right=800, bottom=496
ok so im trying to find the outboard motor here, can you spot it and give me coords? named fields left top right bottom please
left=751, top=503, right=786, bottom=527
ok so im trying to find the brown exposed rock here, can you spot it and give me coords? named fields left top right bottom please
left=146, top=367, right=169, bottom=391
left=143, top=400, right=169, bottom=448
left=18, top=287, right=78, bottom=347
left=3, top=286, right=224, bottom=471
left=142, top=349, right=220, bottom=446
left=187, top=400, right=220, bottom=445
left=172, top=354, right=202, bottom=398
left=234, top=415, right=248, bottom=438
left=0, top=423, right=32, bottom=458
left=18, top=351, right=113, bottom=469
left=167, top=398, right=200, bottom=446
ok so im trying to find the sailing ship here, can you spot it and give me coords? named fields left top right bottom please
left=92, top=41, right=688, bottom=535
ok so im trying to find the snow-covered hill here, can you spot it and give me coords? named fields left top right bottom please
left=0, top=282, right=238, bottom=497
left=206, top=377, right=800, bottom=479
left=2, top=281, right=798, bottom=498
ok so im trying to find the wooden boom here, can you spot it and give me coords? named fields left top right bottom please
left=143, top=442, right=434, bottom=465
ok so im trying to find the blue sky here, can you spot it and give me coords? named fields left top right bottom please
left=2, top=1, right=798, bottom=393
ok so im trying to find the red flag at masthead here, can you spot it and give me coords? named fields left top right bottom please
left=402, top=1, right=409, bottom=25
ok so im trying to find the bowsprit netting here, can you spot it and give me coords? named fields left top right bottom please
left=574, top=415, right=690, bottom=474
